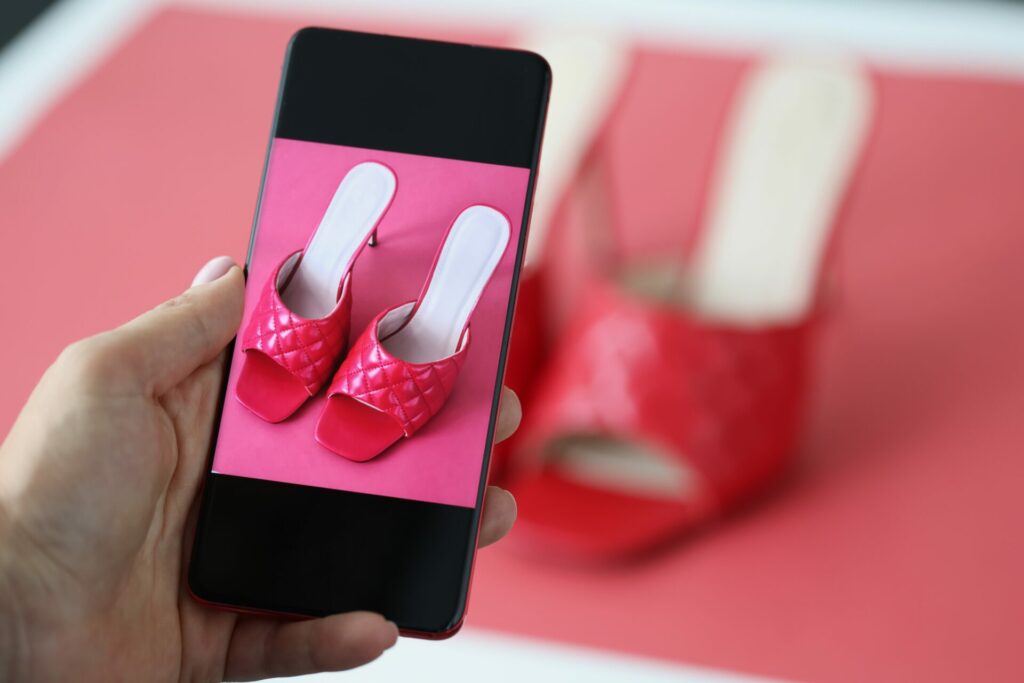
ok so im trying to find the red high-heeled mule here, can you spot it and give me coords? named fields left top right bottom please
left=315, top=205, right=511, bottom=461
left=509, top=56, right=875, bottom=560
left=235, top=161, right=397, bottom=422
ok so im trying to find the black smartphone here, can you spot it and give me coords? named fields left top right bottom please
left=188, top=27, right=549, bottom=637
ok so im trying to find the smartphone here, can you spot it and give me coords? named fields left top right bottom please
left=188, top=27, right=549, bottom=637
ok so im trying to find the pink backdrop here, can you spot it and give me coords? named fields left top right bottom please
left=211, top=139, right=529, bottom=507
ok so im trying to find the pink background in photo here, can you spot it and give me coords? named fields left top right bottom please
left=211, top=138, right=530, bottom=508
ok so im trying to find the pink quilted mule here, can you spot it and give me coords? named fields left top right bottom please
left=235, top=161, right=396, bottom=422
left=316, top=205, right=511, bottom=461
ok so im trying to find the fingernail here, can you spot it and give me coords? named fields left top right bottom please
left=191, top=256, right=236, bottom=286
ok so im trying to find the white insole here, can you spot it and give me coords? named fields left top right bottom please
left=514, top=30, right=631, bottom=267
left=282, top=161, right=396, bottom=319
left=383, top=206, right=510, bottom=364
left=688, top=56, right=873, bottom=324
left=551, top=436, right=700, bottom=501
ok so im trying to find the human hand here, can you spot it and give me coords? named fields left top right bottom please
left=0, top=256, right=521, bottom=681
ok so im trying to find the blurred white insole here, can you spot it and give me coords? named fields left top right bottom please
left=689, top=56, right=873, bottom=324
left=282, top=161, right=396, bottom=319
left=548, top=436, right=698, bottom=501
left=383, top=206, right=510, bottom=364
left=514, top=30, right=630, bottom=267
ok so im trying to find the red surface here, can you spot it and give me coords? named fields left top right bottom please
left=1, top=7, right=1024, bottom=682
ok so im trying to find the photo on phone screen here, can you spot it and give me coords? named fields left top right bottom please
left=189, top=28, right=549, bottom=635
left=217, top=139, right=531, bottom=504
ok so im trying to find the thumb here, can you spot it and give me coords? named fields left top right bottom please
left=106, top=257, right=245, bottom=396
left=192, top=254, right=237, bottom=287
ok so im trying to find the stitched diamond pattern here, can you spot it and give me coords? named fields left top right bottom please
left=524, top=279, right=808, bottom=507
left=241, top=257, right=351, bottom=395
left=328, top=307, right=469, bottom=436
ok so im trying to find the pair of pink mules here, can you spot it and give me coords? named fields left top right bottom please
left=235, top=161, right=510, bottom=462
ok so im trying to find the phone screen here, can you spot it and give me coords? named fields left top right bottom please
left=189, top=28, right=549, bottom=635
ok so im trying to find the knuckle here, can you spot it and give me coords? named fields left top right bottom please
left=54, top=335, right=126, bottom=389
left=154, top=290, right=215, bottom=352
left=56, top=337, right=102, bottom=372
left=180, top=296, right=216, bottom=349
left=157, top=289, right=193, bottom=312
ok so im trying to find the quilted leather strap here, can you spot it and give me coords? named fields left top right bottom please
left=241, top=252, right=352, bottom=395
left=519, top=278, right=810, bottom=507
left=327, top=303, right=470, bottom=436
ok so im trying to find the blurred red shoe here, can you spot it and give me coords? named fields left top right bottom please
left=509, top=55, right=875, bottom=560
